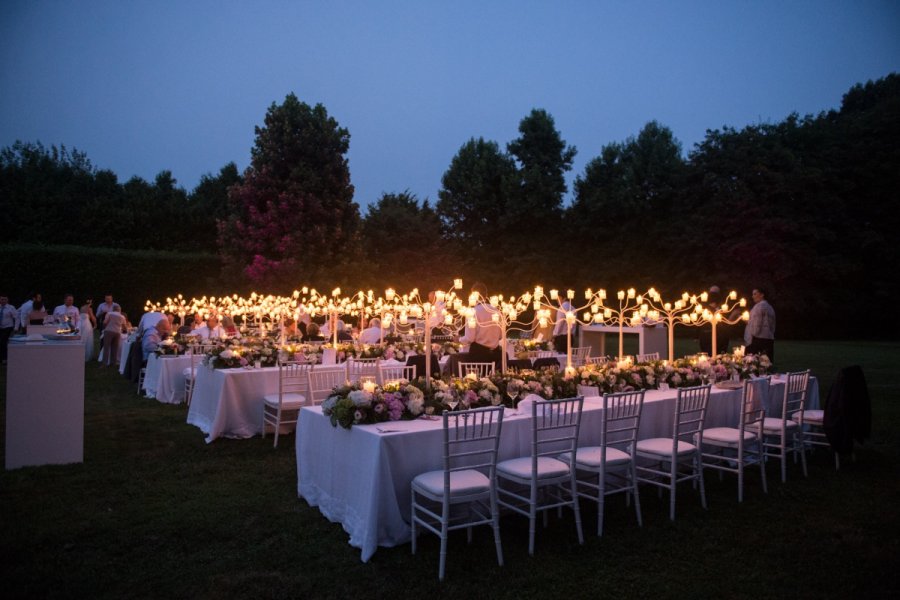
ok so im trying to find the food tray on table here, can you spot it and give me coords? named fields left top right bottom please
left=714, top=380, right=743, bottom=390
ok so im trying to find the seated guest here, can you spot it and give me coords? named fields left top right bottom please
left=28, top=300, right=49, bottom=325
left=336, top=319, right=354, bottom=342
left=138, top=310, right=165, bottom=335
left=176, top=314, right=196, bottom=335
left=359, top=318, right=382, bottom=345
left=141, top=317, right=172, bottom=362
left=222, top=315, right=241, bottom=339
left=53, top=294, right=81, bottom=325
left=303, top=322, right=325, bottom=342
left=282, top=318, right=300, bottom=339
left=101, top=308, right=127, bottom=367
left=193, top=315, right=226, bottom=340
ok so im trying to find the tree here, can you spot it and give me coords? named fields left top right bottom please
left=188, top=163, right=242, bottom=252
left=360, top=191, right=448, bottom=291
left=217, top=93, right=361, bottom=289
left=436, top=137, right=518, bottom=282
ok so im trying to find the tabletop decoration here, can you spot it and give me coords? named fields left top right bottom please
left=154, top=337, right=186, bottom=356
left=321, top=380, right=426, bottom=429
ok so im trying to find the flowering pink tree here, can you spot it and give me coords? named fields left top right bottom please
left=217, top=94, right=360, bottom=289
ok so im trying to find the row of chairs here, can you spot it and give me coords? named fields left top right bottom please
left=412, top=370, right=820, bottom=580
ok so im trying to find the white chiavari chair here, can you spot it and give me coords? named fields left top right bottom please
left=261, top=361, right=311, bottom=448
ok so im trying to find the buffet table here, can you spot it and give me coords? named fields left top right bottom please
left=296, top=378, right=818, bottom=562
left=5, top=339, right=85, bottom=469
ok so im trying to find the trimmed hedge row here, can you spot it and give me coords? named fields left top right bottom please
left=0, top=243, right=234, bottom=319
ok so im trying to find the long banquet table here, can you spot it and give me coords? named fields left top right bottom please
left=142, top=353, right=192, bottom=404
left=186, top=359, right=436, bottom=443
left=296, top=377, right=818, bottom=562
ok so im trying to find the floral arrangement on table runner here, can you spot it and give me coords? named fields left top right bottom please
left=322, top=379, right=426, bottom=429
left=201, top=337, right=279, bottom=369
left=155, top=335, right=189, bottom=356
left=514, top=339, right=554, bottom=356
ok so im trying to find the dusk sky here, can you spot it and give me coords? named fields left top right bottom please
left=2, top=1, right=898, bottom=210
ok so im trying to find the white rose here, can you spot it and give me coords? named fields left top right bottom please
left=220, top=349, right=234, bottom=359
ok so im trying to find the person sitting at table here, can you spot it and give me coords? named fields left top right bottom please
left=53, top=294, right=80, bottom=325
left=101, top=307, right=127, bottom=367
left=359, top=318, right=382, bottom=345
left=27, top=300, right=49, bottom=326
left=303, top=322, right=325, bottom=343
left=194, top=315, right=226, bottom=340
left=222, top=315, right=242, bottom=339
left=459, top=282, right=503, bottom=367
left=141, top=317, right=172, bottom=362
left=336, top=319, right=354, bottom=342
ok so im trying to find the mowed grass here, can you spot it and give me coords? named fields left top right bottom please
left=1, top=340, right=898, bottom=599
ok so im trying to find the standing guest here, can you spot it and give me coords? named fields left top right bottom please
left=552, top=299, right=575, bottom=354
left=193, top=315, right=226, bottom=340
left=95, top=294, right=121, bottom=326
left=459, top=282, right=502, bottom=367
left=141, top=317, right=172, bottom=362
left=53, top=294, right=80, bottom=325
left=744, top=287, right=776, bottom=362
left=101, top=307, right=127, bottom=367
left=17, top=292, right=41, bottom=333
left=0, top=294, right=19, bottom=364
left=80, top=298, right=97, bottom=361
left=359, top=318, right=382, bottom=345
left=27, top=300, right=49, bottom=325
left=222, top=315, right=242, bottom=339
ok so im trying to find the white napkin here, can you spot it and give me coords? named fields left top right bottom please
left=515, top=393, right=545, bottom=416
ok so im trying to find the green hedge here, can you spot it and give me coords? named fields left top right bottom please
left=0, top=243, right=232, bottom=319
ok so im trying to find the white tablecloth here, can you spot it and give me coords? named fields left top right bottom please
left=143, top=354, right=192, bottom=404
left=117, top=337, right=135, bottom=374
left=296, top=378, right=819, bottom=562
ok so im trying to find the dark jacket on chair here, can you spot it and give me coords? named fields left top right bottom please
left=823, top=365, right=871, bottom=454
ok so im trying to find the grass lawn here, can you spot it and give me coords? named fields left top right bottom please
left=1, top=340, right=898, bottom=599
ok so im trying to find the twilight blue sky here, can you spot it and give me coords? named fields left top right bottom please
left=1, top=1, right=898, bottom=210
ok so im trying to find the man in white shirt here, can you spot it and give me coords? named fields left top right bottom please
left=459, top=283, right=502, bottom=366
left=359, top=318, right=383, bottom=345
left=138, top=311, right=166, bottom=335
left=193, top=315, right=226, bottom=340
left=95, top=294, right=121, bottom=326
left=17, top=292, right=40, bottom=333
left=552, top=300, right=574, bottom=353
left=53, top=294, right=80, bottom=325
left=1, top=294, right=20, bottom=364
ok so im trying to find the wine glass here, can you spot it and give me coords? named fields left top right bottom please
left=446, top=388, right=460, bottom=412
left=506, top=380, right=520, bottom=409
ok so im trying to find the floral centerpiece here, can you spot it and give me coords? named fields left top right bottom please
left=203, top=340, right=250, bottom=369
left=321, top=380, right=426, bottom=429
left=449, top=372, right=503, bottom=408
left=514, top=338, right=554, bottom=358
left=155, top=337, right=185, bottom=356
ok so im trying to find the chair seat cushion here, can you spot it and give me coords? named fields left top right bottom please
left=703, top=427, right=757, bottom=445
left=636, top=438, right=696, bottom=457
left=263, top=392, right=307, bottom=408
left=559, top=446, right=632, bottom=468
left=762, top=417, right=799, bottom=432
left=497, top=456, right=570, bottom=480
left=413, top=469, right=491, bottom=497
left=791, top=409, right=824, bottom=424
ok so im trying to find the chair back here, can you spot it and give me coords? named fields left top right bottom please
left=586, top=356, right=608, bottom=366
left=458, top=362, right=495, bottom=378
left=531, top=357, right=560, bottom=371
left=442, top=406, right=505, bottom=482
left=307, top=366, right=348, bottom=405
left=279, top=361, right=311, bottom=401
left=636, top=352, right=660, bottom=363
left=571, top=347, right=591, bottom=366
left=740, top=377, right=769, bottom=433
left=783, top=370, right=810, bottom=420
left=526, top=350, right=555, bottom=359
left=346, top=357, right=379, bottom=383
left=531, top=397, right=584, bottom=460
left=602, top=390, right=645, bottom=451
left=673, top=384, right=711, bottom=443
left=379, top=364, right=416, bottom=385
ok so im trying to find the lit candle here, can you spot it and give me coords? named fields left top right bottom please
left=362, top=380, right=377, bottom=394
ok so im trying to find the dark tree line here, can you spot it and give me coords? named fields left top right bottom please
left=1, top=74, right=897, bottom=337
